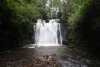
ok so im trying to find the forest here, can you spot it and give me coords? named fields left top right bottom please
left=0, top=0, right=100, bottom=67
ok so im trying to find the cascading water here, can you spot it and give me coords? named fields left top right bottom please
left=34, top=19, right=62, bottom=46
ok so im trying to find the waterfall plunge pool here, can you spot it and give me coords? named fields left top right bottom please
left=0, top=45, right=100, bottom=67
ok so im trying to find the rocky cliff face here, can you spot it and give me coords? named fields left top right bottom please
left=60, top=22, right=68, bottom=45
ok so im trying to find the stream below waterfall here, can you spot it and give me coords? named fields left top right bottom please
left=0, top=45, right=100, bottom=67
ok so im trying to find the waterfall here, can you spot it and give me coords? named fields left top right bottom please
left=34, top=19, right=62, bottom=46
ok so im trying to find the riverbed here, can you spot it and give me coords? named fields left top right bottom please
left=0, top=45, right=100, bottom=67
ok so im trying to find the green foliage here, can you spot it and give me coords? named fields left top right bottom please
left=68, top=0, right=100, bottom=51
left=68, top=0, right=91, bottom=28
left=5, top=0, right=41, bottom=38
left=68, top=0, right=92, bottom=44
left=0, top=0, right=46, bottom=49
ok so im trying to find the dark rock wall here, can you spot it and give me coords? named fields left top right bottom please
left=61, top=22, right=68, bottom=45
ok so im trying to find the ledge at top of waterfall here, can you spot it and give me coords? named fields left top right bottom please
left=34, top=19, right=62, bottom=47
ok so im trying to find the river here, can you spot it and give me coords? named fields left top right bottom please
left=0, top=45, right=100, bottom=67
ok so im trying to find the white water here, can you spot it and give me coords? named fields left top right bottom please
left=34, top=19, right=62, bottom=46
